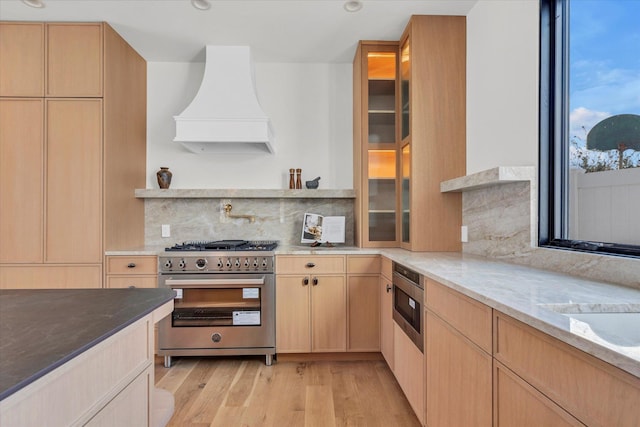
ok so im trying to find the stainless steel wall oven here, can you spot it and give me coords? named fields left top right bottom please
left=158, top=240, right=277, bottom=367
left=392, top=262, right=424, bottom=352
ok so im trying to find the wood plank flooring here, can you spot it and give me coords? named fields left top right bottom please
left=154, top=356, right=422, bottom=427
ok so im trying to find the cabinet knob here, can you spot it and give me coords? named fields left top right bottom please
left=305, top=262, right=316, bottom=268
left=312, top=277, right=318, bottom=286
left=303, top=277, right=309, bottom=286
left=386, top=284, right=392, bottom=293
left=127, top=263, right=136, bottom=268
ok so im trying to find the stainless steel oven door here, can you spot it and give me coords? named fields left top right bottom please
left=392, top=271, right=424, bottom=352
left=158, top=273, right=275, bottom=352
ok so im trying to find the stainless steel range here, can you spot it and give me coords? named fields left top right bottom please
left=157, top=240, right=277, bottom=367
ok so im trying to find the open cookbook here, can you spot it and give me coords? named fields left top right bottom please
left=301, top=213, right=346, bottom=244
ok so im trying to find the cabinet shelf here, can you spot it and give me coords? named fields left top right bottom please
left=369, top=110, right=395, bottom=114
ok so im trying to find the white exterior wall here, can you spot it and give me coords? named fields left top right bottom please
left=570, top=168, right=640, bottom=245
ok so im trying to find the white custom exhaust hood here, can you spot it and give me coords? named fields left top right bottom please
left=174, top=46, right=275, bottom=154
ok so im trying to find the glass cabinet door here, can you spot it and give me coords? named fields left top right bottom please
left=400, top=39, right=411, bottom=141
left=366, top=50, right=397, bottom=242
left=401, top=142, right=410, bottom=244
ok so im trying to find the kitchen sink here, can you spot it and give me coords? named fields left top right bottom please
left=538, top=303, right=640, bottom=353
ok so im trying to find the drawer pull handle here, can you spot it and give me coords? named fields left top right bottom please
left=386, top=284, right=392, bottom=293
left=305, top=262, right=316, bottom=268
left=127, top=263, right=136, bottom=268
left=312, top=277, right=318, bottom=286
left=303, top=277, right=309, bottom=286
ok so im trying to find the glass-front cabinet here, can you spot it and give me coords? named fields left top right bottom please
left=353, top=41, right=399, bottom=247
left=399, top=36, right=411, bottom=245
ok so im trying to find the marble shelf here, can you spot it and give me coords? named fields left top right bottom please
left=440, top=166, right=536, bottom=193
left=135, top=188, right=355, bottom=199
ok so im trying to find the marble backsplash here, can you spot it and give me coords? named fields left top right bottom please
left=144, top=198, right=354, bottom=247
left=461, top=179, right=640, bottom=290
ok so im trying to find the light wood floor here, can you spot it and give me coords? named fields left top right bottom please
left=154, top=355, right=422, bottom=427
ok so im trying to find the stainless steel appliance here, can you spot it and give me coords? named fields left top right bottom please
left=392, top=262, right=424, bottom=352
left=158, top=240, right=277, bottom=367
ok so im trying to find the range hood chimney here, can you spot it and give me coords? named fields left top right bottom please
left=174, top=46, right=275, bottom=154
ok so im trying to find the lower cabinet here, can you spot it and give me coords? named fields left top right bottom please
left=275, top=255, right=347, bottom=353
left=494, top=361, right=584, bottom=427
left=393, top=323, right=424, bottom=426
left=379, top=256, right=394, bottom=369
left=347, top=255, right=380, bottom=352
left=105, top=255, right=158, bottom=289
left=494, top=311, right=640, bottom=427
left=425, top=311, right=492, bottom=427
left=276, top=274, right=346, bottom=353
left=425, top=279, right=493, bottom=427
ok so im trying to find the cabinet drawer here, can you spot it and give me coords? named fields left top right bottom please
left=107, top=276, right=157, bottom=289
left=495, top=312, right=640, bottom=427
left=347, top=255, right=380, bottom=274
left=106, top=256, right=157, bottom=275
left=426, top=279, right=492, bottom=353
left=0, top=265, right=102, bottom=289
left=276, top=255, right=345, bottom=274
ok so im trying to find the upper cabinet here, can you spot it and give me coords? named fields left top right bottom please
left=353, top=41, right=399, bottom=247
left=0, top=22, right=102, bottom=97
left=46, top=23, right=103, bottom=97
left=353, top=16, right=466, bottom=251
left=0, top=23, right=44, bottom=96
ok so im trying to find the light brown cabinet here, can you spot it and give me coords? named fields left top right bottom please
left=275, top=255, right=347, bottom=353
left=393, top=322, right=424, bottom=425
left=379, top=256, right=394, bottom=369
left=398, top=15, right=466, bottom=251
left=0, top=99, right=44, bottom=263
left=425, top=279, right=493, bottom=427
left=46, top=23, right=103, bottom=97
left=106, top=255, right=158, bottom=289
left=346, top=255, right=380, bottom=352
left=494, top=361, right=584, bottom=427
left=494, top=311, right=640, bottom=427
left=352, top=15, right=466, bottom=251
left=0, top=22, right=44, bottom=96
left=353, top=41, right=399, bottom=247
left=0, top=22, right=146, bottom=289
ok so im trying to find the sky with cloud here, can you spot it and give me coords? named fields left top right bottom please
left=569, top=0, right=640, bottom=144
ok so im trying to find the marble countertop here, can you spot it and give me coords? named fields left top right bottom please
left=0, top=288, right=175, bottom=401
left=105, top=245, right=640, bottom=377
left=380, top=249, right=640, bottom=377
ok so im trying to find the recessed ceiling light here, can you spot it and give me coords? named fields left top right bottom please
left=191, top=0, right=211, bottom=11
left=344, top=0, right=363, bottom=12
left=21, top=0, right=45, bottom=8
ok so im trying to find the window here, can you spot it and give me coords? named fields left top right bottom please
left=539, top=0, right=640, bottom=257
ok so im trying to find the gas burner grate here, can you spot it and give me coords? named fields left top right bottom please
left=165, top=240, right=278, bottom=252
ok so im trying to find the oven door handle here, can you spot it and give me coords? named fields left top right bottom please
left=165, top=277, right=265, bottom=287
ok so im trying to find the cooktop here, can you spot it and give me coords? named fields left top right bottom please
left=165, top=240, right=278, bottom=252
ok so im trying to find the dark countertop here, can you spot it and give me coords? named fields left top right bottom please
left=0, top=288, right=175, bottom=401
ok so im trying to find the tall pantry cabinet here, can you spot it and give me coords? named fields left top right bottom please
left=353, top=16, right=466, bottom=251
left=0, top=22, right=147, bottom=288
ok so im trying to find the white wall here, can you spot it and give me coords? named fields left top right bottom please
left=146, top=61, right=353, bottom=189
left=466, top=0, right=539, bottom=174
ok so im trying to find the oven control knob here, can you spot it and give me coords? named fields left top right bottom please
left=216, top=259, right=223, bottom=269
left=261, top=258, right=268, bottom=268
left=211, top=333, right=222, bottom=343
left=163, top=259, right=172, bottom=269
left=243, top=259, right=250, bottom=268
left=178, top=259, right=186, bottom=269
left=225, top=259, right=232, bottom=268
left=234, top=259, right=241, bottom=268
left=253, top=258, right=259, bottom=268
left=195, top=258, right=207, bottom=270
